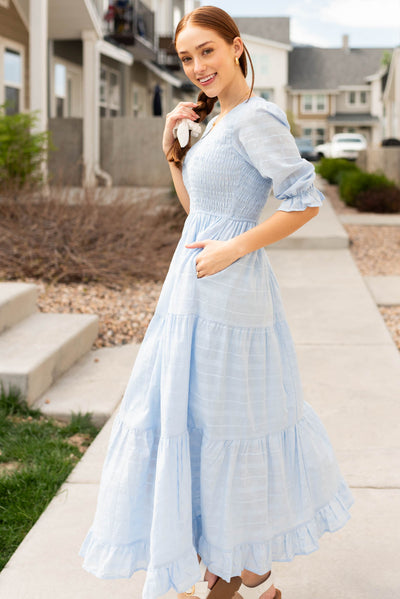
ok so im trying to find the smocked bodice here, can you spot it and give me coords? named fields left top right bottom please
left=182, top=96, right=324, bottom=222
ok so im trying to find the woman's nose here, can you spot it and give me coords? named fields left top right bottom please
left=193, top=57, right=206, bottom=74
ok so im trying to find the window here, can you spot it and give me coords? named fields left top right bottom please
left=316, top=95, right=326, bottom=111
left=302, top=126, right=325, bottom=146
left=316, top=128, right=325, bottom=145
left=302, top=94, right=326, bottom=113
left=303, top=94, right=312, bottom=111
left=4, top=48, right=22, bottom=115
left=54, top=63, right=66, bottom=117
left=99, top=66, right=121, bottom=117
left=347, top=90, right=368, bottom=106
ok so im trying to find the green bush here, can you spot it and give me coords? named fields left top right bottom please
left=0, top=105, right=50, bottom=190
left=315, top=157, right=360, bottom=184
left=339, top=170, right=396, bottom=207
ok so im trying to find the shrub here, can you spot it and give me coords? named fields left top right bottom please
left=339, top=170, right=397, bottom=207
left=354, top=186, right=400, bottom=213
left=0, top=190, right=187, bottom=286
left=315, top=157, right=360, bottom=184
left=0, top=105, right=50, bottom=191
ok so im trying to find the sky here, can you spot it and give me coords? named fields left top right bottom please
left=200, top=0, right=400, bottom=48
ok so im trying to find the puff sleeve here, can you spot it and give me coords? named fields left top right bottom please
left=233, top=100, right=324, bottom=212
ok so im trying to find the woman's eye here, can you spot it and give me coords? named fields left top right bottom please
left=203, top=48, right=213, bottom=55
left=181, top=57, right=191, bottom=63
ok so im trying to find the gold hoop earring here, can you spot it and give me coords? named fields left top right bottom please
left=235, top=56, right=240, bottom=66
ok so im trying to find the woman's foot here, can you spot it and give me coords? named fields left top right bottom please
left=177, top=567, right=219, bottom=599
left=237, top=570, right=276, bottom=599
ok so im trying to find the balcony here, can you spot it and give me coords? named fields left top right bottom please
left=103, top=0, right=156, bottom=60
left=158, top=36, right=182, bottom=71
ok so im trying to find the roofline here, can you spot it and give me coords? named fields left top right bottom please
left=241, top=33, right=292, bottom=52
left=287, top=87, right=339, bottom=94
left=98, top=40, right=134, bottom=66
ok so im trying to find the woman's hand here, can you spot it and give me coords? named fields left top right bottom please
left=185, top=239, right=240, bottom=278
left=162, top=101, right=199, bottom=157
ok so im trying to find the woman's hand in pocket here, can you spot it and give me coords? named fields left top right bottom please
left=185, top=239, right=240, bottom=278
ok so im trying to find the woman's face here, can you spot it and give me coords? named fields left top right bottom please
left=176, top=25, right=242, bottom=98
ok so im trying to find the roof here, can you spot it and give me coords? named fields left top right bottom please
left=327, top=113, right=380, bottom=123
left=289, top=47, right=391, bottom=90
left=233, top=17, right=290, bottom=46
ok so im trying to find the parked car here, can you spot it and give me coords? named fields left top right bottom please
left=294, top=137, right=319, bottom=161
left=315, top=133, right=367, bottom=160
left=381, top=138, right=400, bottom=146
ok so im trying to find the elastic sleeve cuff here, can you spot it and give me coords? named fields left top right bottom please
left=276, top=184, right=325, bottom=212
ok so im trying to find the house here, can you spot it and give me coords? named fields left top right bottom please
left=286, top=36, right=391, bottom=146
left=233, top=17, right=291, bottom=110
left=383, top=46, right=400, bottom=140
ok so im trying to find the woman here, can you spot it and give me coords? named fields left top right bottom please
left=79, top=7, right=354, bottom=599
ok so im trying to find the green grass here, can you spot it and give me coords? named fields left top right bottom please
left=0, top=383, right=100, bottom=571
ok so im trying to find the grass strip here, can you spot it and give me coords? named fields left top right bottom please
left=0, top=383, right=100, bottom=570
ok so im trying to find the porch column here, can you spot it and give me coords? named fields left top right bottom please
left=82, top=30, right=100, bottom=187
left=29, top=0, right=48, bottom=175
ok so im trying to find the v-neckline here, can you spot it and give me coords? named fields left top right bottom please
left=200, top=95, right=257, bottom=140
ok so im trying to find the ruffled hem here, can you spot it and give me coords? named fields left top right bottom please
left=197, top=478, right=354, bottom=582
left=79, top=403, right=354, bottom=599
left=80, top=477, right=353, bottom=598
left=276, top=183, right=324, bottom=212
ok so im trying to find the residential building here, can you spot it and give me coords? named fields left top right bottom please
left=0, top=0, right=199, bottom=186
left=287, top=36, right=391, bottom=146
left=233, top=18, right=291, bottom=110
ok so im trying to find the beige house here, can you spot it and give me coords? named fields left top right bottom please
left=383, top=46, right=400, bottom=140
left=234, top=18, right=291, bottom=110
left=286, top=36, right=390, bottom=147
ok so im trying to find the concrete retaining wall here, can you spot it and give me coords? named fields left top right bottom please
left=48, top=117, right=171, bottom=187
left=357, top=148, right=400, bottom=185
left=100, top=117, right=171, bottom=186
left=48, top=118, right=83, bottom=186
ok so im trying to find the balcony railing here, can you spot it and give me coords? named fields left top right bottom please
left=104, top=0, right=155, bottom=53
left=158, top=35, right=182, bottom=71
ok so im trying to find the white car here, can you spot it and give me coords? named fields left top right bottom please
left=315, top=133, right=367, bottom=160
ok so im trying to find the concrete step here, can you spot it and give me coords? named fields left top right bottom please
left=260, top=193, right=349, bottom=249
left=0, top=312, right=98, bottom=404
left=0, top=282, right=38, bottom=334
left=33, top=342, right=140, bottom=426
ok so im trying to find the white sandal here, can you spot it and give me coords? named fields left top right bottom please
left=183, top=560, right=242, bottom=599
left=237, top=572, right=281, bottom=599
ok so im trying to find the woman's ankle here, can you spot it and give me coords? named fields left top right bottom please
left=240, top=570, right=271, bottom=587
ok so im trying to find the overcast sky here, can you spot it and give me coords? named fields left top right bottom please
left=200, top=0, right=400, bottom=48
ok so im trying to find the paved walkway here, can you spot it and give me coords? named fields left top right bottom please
left=1, top=193, right=400, bottom=599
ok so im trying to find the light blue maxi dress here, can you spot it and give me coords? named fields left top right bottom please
left=79, top=96, right=354, bottom=599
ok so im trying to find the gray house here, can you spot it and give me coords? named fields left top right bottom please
left=286, top=37, right=390, bottom=146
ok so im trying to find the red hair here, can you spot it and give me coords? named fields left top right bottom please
left=167, top=5, right=255, bottom=168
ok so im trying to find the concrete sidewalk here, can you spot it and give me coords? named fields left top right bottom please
left=1, top=195, right=399, bottom=599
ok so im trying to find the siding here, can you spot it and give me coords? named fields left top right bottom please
left=0, top=1, right=29, bottom=109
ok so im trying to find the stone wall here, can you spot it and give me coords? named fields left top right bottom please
left=357, top=148, right=400, bottom=186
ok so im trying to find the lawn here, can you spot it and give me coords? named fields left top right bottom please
left=0, top=384, right=100, bottom=571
